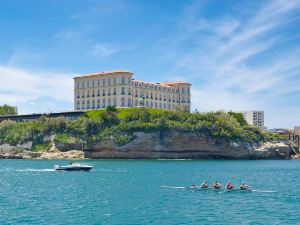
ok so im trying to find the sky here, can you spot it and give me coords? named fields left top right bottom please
left=0, top=0, right=300, bottom=128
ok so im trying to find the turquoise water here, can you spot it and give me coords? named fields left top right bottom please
left=0, top=160, right=299, bottom=224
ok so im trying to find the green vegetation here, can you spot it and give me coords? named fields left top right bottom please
left=0, top=104, right=18, bottom=116
left=0, top=107, right=275, bottom=150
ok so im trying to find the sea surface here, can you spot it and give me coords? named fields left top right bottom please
left=0, top=160, right=299, bottom=225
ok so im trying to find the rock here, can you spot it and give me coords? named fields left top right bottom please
left=16, top=142, right=32, bottom=150
left=37, top=150, right=85, bottom=160
left=291, top=154, right=300, bottom=160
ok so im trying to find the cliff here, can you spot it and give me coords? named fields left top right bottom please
left=0, top=131, right=292, bottom=160
left=84, top=132, right=292, bottom=159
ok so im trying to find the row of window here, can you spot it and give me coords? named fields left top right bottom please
left=76, top=77, right=131, bottom=89
left=76, top=98, right=188, bottom=110
left=76, top=87, right=130, bottom=98
left=76, top=78, right=190, bottom=95
left=77, top=89, right=190, bottom=103
left=133, top=81, right=190, bottom=94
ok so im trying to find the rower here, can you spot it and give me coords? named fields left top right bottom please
left=200, top=181, right=209, bottom=189
left=240, top=182, right=248, bottom=190
left=213, top=181, right=222, bottom=189
left=191, top=184, right=197, bottom=189
left=226, top=181, right=234, bottom=190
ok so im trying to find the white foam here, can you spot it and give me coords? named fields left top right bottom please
left=251, top=190, right=277, bottom=193
left=160, top=185, right=187, bottom=189
left=16, top=169, right=55, bottom=172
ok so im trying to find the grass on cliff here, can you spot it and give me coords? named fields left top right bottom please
left=0, top=107, right=278, bottom=149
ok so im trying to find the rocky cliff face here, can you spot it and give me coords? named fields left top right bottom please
left=84, top=132, right=292, bottom=159
left=0, top=131, right=293, bottom=160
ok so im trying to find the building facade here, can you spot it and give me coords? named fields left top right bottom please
left=73, top=70, right=191, bottom=112
left=242, top=110, right=264, bottom=130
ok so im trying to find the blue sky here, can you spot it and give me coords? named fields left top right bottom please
left=0, top=0, right=300, bottom=128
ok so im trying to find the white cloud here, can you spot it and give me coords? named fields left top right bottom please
left=0, top=65, right=74, bottom=114
left=89, top=43, right=119, bottom=57
left=160, top=0, right=300, bottom=128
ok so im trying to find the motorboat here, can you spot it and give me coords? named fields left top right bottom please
left=54, top=162, right=93, bottom=171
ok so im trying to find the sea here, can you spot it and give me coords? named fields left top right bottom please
left=0, top=160, right=299, bottom=225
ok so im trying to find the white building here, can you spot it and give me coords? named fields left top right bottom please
left=242, top=110, right=264, bottom=129
left=73, top=70, right=191, bottom=112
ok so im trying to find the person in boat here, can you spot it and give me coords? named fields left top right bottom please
left=213, top=181, right=222, bottom=189
left=240, top=182, right=248, bottom=190
left=226, top=181, right=234, bottom=190
left=200, top=181, right=209, bottom=189
left=191, top=184, right=197, bottom=189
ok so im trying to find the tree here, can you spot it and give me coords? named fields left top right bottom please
left=228, top=112, right=247, bottom=126
left=0, top=104, right=18, bottom=116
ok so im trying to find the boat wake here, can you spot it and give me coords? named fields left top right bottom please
left=160, top=186, right=277, bottom=193
left=16, top=169, right=55, bottom=172
left=160, top=185, right=187, bottom=189
left=251, top=190, right=277, bottom=193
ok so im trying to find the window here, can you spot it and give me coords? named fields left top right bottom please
left=97, top=89, right=100, bottom=96
left=113, top=98, right=117, bottom=106
left=103, top=79, right=105, bottom=86
left=155, top=102, right=157, bottom=108
left=97, top=79, right=100, bottom=87
left=113, top=88, right=116, bottom=95
left=135, top=100, right=138, bottom=106
left=113, top=78, right=116, bottom=85
left=150, top=102, right=153, bottom=108
left=76, top=101, right=80, bottom=110
left=121, top=97, right=125, bottom=107
left=87, top=90, right=90, bottom=97
left=128, top=88, right=131, bottom=95
left=181, top=96, right=185, bottom=103
left=108, top=88, right=111, bottom=96
left=87, top=100, right=90, bottom=109
left=92, top=80, right=95, bottom=87
left=82, top=81, right=84, bottom=88
left=82, top=100, right=85, bottom=109
left=128, top=78, right=131, bottom=84
left=151, top=93, right=153, bottom=99
left=146, top=101, right=148, bottom=107
left=121, top=77, right=125, bottom=85
left=92, top=90, right=95, bottom=97
left=97, top=99, right=100, bottom=109
left=163, top=103, right=166, bottom=109
left=87, top=81, right=90, bottom=88
left=135, top=90, right=138, bottom=97
left=121, top=87, right=125, bottom=95
left=92, top=100, right=95, bottom=109
left=77, top=82, right=80, bottom=89
left=128, top=98, right=131, bottom=107
left=108, top=98, right=111, bottom=106
left=77, top=92, right=80, bottom=98
left=159, top=103, right=162, bottom=108
left=102, top=89, right=106, bottom=96
left=102, top=99, right=106, bottom=108
left=81, top=91, right=85, bottom=98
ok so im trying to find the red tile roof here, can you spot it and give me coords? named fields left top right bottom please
left=74, top=70, right=132, bottom=78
